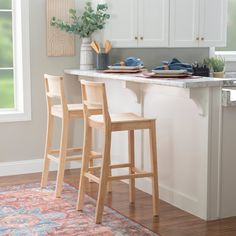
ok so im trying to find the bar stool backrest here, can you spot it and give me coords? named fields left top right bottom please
left=80, top=80, right=111, bottom=126
left=44, top=74, right=68, bottom=114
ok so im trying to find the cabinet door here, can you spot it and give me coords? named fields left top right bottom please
left=138, top=0, right=169, bottom=47
left=199, top=0, right=227, bottom=47
left=170, top=0, right=200, bottom=47
left=102, top=0, right=138, bottom=48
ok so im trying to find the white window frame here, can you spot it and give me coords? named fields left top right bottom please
left=215, top=51, right=236, bottom=62
left=214, top=50, right=236, bottom=72
left=214, top=0, right=236, bottom=64
left=0, top=0, right=31, bottom=122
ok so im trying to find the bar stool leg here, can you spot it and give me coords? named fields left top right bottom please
left=55, top=116, right=69, bottom=198
left=149, top=121, right=159, bottom=216
left=95, top=129, right=112, bottom=224
left=107, top=154, right=112, bottom=193
left=77, top=125, right=92, bottom=210
left=41, top=114, right=54, bottom=188
left=88, top=129, right=94, bottom=183
left=128, top=130, right=135, bottom=204
left=89, top=159, right=94, bottom=183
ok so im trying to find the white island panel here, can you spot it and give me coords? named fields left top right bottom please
left=64, top=70, right=236, bottom=221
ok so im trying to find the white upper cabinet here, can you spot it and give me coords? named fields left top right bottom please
left=199, top=0, right=228, bottom=47
left=138, top=0, right=169, bottom=47
left=101, top=0, right=169, bottom=48
left=96, top=0, right=227, bottom=48
left=102, top=0, right=138, bottom=47
left=170, top=0, right=228, bottom=47
left=170, top=0, right=199, bottom=47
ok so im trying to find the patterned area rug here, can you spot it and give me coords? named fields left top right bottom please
left=0, top=182, right=158, bottom=235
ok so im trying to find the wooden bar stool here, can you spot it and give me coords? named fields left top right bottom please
left=41, top=74, right=101, bottom=198
left=77, top=80, right=159, bottom=224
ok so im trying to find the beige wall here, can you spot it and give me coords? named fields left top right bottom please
left=0, top=0, right=209, bottom=163
left=0, top=0, right=82, bottom=163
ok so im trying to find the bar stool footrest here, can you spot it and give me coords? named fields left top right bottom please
left=84, top=172, right=100, bottom=183
left=90, top=151, right=102, bottom=159
left=110, top=163, right=131, bottom=169
left=49, top=147, right=83, bottom=155
left=47, top=154, right=59, bottom=163
left=109, top=172, right=153, bottom=181
left=47, top=154, right=82, bottom=162
left=66, top=155, right=82, bottom=161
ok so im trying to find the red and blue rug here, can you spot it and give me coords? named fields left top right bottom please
left=0, top=182, right=158, bottom=235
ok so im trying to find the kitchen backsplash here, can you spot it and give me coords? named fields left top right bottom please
left=109, top=48, right=209, bottom=70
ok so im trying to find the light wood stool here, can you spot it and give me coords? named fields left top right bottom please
left=41, top=74, right=101, bottom=198
left=77, top=80, right=159, bottom=223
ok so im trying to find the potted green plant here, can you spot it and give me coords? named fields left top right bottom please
left=51, top=2, right=110, bottom=70
left=206, top=56, right=225, bottom=78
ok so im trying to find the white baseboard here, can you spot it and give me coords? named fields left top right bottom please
left=135, top=178, right=201, bottom=218
left=0, top=159, right=81, bottom=177
left=112, top=168, right=203, bottom=219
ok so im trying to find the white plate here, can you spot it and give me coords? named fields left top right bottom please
left=108, top=65, right=144, bottom=70
left=152, top=69, right=187, bottom=74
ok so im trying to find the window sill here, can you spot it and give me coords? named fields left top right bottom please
left=0, top=109, right=31, bottom=123
left=215, top=51, right=236, bottom=62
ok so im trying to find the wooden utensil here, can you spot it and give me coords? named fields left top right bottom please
left=94, top=41, right=101, bottom=53
left=104, top=40, right=112, bottom=53
left=90, top=41, right=100, bottom=54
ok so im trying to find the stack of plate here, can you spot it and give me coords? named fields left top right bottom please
left=151, top=69, right=191, bottom=78
left=103, top=65, right=144, bottom=73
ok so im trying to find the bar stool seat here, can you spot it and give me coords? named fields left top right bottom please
left=77, top=80, right=159, bottom=224
left=89, top=113, right=155, bottom=130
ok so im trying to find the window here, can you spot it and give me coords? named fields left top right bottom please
left=215, top=0, right=236, bottom=61
left=0, top=0, right=31, bottom=122
left=0, top=0, right=14, bottom=108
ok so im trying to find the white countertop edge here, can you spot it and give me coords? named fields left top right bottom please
left=64, top=69, right=236, bottom=89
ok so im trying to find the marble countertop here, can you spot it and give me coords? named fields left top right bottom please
left=64, top=69, right=236, bottom=89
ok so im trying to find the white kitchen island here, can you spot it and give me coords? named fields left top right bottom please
left=65, top=69, right=236, bottom=221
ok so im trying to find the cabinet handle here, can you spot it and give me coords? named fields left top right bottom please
left=201, top=37, right=205, bottom=41
left=196, top=37, right=199, bottom=40
left=140, top=36, right=144, bottom=40
left=135, top=36, right=138, bottom=40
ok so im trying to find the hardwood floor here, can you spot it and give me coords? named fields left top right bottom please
left=0, top=169, right=236, bottom=236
